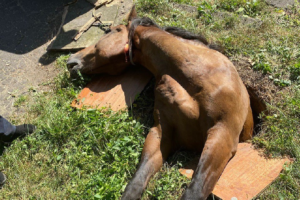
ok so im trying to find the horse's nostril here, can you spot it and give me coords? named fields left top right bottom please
left=67, top=56, right=82, bottom=70
left=67, top=61, right=78, bottom=70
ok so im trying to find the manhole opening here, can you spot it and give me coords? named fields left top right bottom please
left=247, top=86, right=267, bottom=136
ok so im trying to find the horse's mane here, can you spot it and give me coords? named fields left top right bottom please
left=163, top=27, right=209, bottom=45
left=128, top=17, right=221, bottom=65
left=128, top=17, right=160, bottom=65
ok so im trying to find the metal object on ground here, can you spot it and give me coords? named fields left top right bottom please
left=48, top=0, right=133, bottom=51
left=73, top=11, right=102, bottom=41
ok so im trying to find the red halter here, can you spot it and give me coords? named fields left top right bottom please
left=124, top=42, right=129, bottom=63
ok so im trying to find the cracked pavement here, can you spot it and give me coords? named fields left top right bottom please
left=0, top=0, right=73, bottom=118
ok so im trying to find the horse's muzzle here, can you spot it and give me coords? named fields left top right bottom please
left=67, top=55, right=82, bottom=78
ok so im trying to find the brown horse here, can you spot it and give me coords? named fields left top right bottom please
left=67, top=6, right=253, bottom=200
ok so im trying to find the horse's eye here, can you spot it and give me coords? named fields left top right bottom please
left=116, top=27, right=122, bottom=32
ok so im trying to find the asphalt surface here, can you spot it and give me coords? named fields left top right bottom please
left=0, top=0, right=86, bottom=118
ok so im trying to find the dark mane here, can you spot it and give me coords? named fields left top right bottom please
left=128, top=17, right=160, bottom=65
left=128, top=17, right=221, bottom=64
left=163, top=27, right=209, bottom=45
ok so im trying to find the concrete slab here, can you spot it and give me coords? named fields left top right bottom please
left=48, top=0, right=133, bottom=51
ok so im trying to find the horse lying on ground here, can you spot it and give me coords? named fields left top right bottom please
left=67, top=6, right=254, bottom=200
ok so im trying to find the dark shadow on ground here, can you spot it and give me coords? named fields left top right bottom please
left=0, top=143, right=5, bottom=156
left=0, top=0, right=91, bottom=60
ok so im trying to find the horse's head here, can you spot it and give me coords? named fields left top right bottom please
left=67, top=6, right=137, bottom=78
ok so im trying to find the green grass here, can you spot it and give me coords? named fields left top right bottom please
left=13, top=95, right=28, bottom=107
left=1, top=56, right=147, bottom=199
left=1, top=0, right=300, bottom=199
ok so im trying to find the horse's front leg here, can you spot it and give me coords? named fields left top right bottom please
left=181, top=124, right=239, bottom=200
left=122, top=126, right=173, bottom=200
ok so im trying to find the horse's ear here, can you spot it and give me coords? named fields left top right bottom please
left=127, top=5, right=137, bottom=22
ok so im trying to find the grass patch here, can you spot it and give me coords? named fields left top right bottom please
left=1, top=0, right=300, bottom=199
left=13, top=95, right=28, bottom=107
left=1, top=56, right=148, bottom=199
left=217, top=0, right=266, bottom=17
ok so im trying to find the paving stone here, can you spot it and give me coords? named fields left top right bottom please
left=114, top=0, right=134, bottom=25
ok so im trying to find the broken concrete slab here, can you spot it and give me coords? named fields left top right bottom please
left=114, top=0, right=134, bottom=25
left=265, top=0, right=298, bottom=8
left=86, top=0, right=113, bottom=8
left=48, top=0, right=133, bottom=51
left=48, top=1, right=117, bottom=51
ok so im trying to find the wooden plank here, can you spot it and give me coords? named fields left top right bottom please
left=179, top=143, right=291, bottom=200
left=71, top=66, right=152, bottom=111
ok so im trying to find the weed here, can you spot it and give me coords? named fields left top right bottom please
left=13, top=95, right=27, bottom=107
left=197, top=1, right=216, bottom=25
left=217, top=0, right=265, bottom=17
left=290, top=61, right=300, bottom=83
left=253, top=87, right=300, bottom=198
left=136, top=0, right=169, bottom=15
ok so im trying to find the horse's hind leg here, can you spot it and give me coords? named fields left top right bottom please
left=122, top=126, right=174, bottom=200
left=181, top=124, right=239, bottom=200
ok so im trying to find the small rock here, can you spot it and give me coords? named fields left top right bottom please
left=213, top=11, right=262, bottom=28
left=265, top=0, right=297, bottom=8
left=172, top=3, right=198, bottom=15
left=240, top=15, right=262, bottom=27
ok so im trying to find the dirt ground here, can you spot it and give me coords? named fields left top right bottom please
left=0, top=0, right=76, bottom=119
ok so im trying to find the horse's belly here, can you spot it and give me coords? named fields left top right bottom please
left=174, top=113, right=207, bottom=152
left=156, top=75, right=200, bottom=120
left=155, top=75, right=208, bottom=151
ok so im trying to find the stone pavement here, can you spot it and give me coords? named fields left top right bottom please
left=0, top=0, right=87, bottom=118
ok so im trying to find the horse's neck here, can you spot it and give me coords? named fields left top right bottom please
left=137, top=28, right=188, bottom=78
